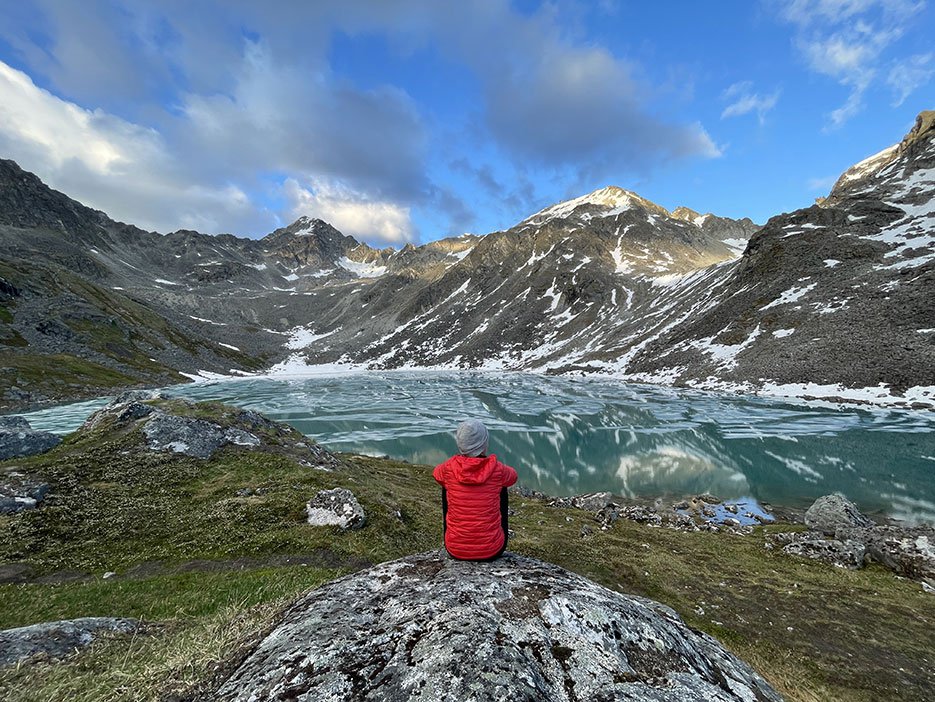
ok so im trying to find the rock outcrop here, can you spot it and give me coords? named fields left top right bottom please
left=769, top=494, right=935, bottom=588
left=142, top=412, right=260, bottom=459
left=0, top=416, right=60, bottom=460
left=193, top=551, right=782, bottom=702
left=80, top=395, right=339, bottom=468
left=804, top=493, right=874, bottom=535
left=0, top=617, right=141, bottom=666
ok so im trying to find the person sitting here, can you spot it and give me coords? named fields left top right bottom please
left=433, top=419, right=518, bottom=561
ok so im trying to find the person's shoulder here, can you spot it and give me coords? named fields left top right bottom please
left=433, top=455, right=456, bottom=477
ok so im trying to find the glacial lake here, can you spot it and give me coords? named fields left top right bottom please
left=18, top=372, right=935, bottom=524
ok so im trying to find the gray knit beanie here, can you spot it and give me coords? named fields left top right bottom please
left=456, top=419, right=489, bottom=457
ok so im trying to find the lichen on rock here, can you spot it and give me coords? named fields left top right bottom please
left=193, top=551, right=783, bottom=702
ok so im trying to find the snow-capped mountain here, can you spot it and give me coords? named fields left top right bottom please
left=276, top=184, right=758, bottom=372
left=623, top=110, right=935, bottom=405
left=0, top=110, right=932, bottom=410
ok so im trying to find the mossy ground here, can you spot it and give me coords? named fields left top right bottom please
left=0, top=403, right=932, bottom=701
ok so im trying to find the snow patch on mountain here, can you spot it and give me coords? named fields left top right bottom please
left=286, top=326, right=340, bottom=350
left=337, top=257, right=388, bottom=278
left=761, top=283, right=817, bottom=310
left=838, top=145, right=898, bottom=185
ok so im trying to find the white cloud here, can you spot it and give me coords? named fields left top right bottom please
left=0, top=60, right=265, bottom=234
left=773, top=0, right=927, bottom=127
left=0, top=1, right=726, bottom=241
left=0, top=60, right=159, bottom=175
left=721, top=81, right=781, bottom=123
left=177, top=39, right=428, bottom=202
left=283, top=178, right=415, bottom=246
left=480, top=41, right=721, bottom=169
left=888, top=53, right=935, bottom=105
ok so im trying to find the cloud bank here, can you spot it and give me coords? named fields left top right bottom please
left=0, top=1, right=725, bottom=245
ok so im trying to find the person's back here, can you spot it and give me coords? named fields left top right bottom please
left=433, top=420, right=518, bottom=561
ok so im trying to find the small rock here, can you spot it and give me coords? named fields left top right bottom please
left=570, top=491, right=615, bottom=512
left=224, top=428, right=261, bottom=447
left=579, top=525, right=593, bottom=538
left=306, top=488, right=366, bottom=530
left=779, top=533, right=867, bottom=569
left=0, top=474, right=51, bottom=514
left=804, top=493, right=874, bottom=536
left=594, top=504, right=620, bottom=529
left=620, top=505, right=663, bottom=525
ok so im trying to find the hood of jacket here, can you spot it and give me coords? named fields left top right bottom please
left=451, top=454, right=497, bottom=485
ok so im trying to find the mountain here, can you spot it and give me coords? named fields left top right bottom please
left=290, top=185, right=757, bottom=372
left=622, top=110, right=935, bottom=403
left=1, top=110, right=932, bottom=410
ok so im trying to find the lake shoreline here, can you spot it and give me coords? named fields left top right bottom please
left=10, top=372, right=935, bottom=526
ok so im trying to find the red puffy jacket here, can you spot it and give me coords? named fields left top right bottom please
left=433, top=454, right=518, bottom=560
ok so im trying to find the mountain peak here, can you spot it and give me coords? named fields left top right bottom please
left=522, top=185, right=669, bottom=226
left=827, top=109, right=935, bottom=203
left=671, top=206, right=712, bottom=227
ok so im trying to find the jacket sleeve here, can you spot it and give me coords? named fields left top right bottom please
left=433, top=462, right=446, bottom=486
left=500, top=463, right=518, bottom=487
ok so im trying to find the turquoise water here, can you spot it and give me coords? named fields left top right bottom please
left=18, top=372, right=935, bottom=524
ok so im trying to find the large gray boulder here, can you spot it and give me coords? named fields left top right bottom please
left=0, top=617, right=141, bottom=666
left=0, top=416, right=60, bottom=460
left=804, top=493, right=874, bottom=536
left=196, top=552, right=782, bottom=701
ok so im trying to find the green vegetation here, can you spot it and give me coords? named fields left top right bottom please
left=0, top=401, right=932, bottom=701
left=0, top=352, right=139, bottom=391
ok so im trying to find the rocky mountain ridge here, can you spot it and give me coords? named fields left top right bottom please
left=1, top=110, right=933, bottom=409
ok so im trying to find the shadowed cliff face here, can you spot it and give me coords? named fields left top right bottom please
left=194, top=551, right=782, bottom=702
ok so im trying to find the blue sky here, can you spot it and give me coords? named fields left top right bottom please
left=0, top=1, right=932, bottom=246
